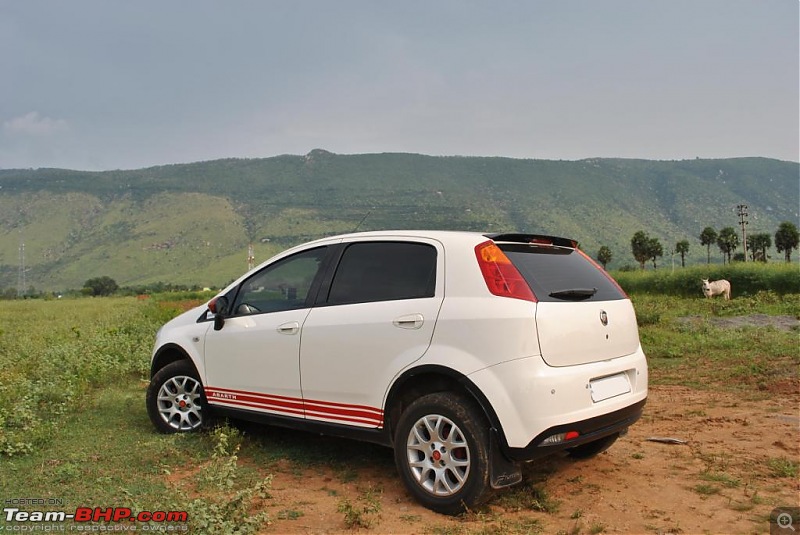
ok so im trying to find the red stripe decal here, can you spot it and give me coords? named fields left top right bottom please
left=211, top=398, right=306, bottom=418
left=205, top=386, right=384, bottom=427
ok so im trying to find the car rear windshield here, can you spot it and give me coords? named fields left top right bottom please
left=498, top=244, right=626, bottom=302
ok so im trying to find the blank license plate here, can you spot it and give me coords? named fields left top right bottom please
left=590, top=373, right=631, bottom=402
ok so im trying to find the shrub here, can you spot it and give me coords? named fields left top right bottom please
left=0, top=298, right=167, bottom=455
left=612, top=263, right=800, bottom=297
left=177, top=425, right=272, bottom=534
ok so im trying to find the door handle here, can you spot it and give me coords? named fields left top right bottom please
left=393, top=313, right=424, bottom=330
left=277, top=321, right=300, bottom=335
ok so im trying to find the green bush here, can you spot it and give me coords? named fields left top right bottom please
left=0, top=298, right=166, bottom=455
left=177, top=425, right=272, bottom=534
left=613, top=263, right=799, bottom=297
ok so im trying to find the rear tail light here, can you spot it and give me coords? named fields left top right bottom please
left=474, top=241, right=537, bottom=302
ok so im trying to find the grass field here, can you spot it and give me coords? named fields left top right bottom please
left=632, top=290, right=799, bottom=391
left=612, top=262, right=799, bottom=297
left=0, top=288, right=798, bottom=532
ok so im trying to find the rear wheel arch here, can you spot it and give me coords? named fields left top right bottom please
left=384, top=365, right=506, bottom=448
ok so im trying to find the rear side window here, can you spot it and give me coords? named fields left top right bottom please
left=499, top=244, right=625, bottom=302
left=327, top=242, right=437, bottom=305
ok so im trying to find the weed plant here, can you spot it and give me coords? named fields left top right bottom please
left=0, top=297, right=164, bottom=455
left=631, top=292, right=799, bottom=390
left=0, top=291, right=796, bottom=533
left=613, top=263, right=799, bottom=297
left=175, top=425, right=272, bottom=534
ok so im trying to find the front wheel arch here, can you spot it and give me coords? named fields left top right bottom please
left=150, top=344, right=193, bottom=378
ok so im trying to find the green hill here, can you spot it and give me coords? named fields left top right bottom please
left=1, top=151, right=797, bottom=291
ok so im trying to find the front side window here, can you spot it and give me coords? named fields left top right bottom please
left=232, top=246, right=328, bottom=315
left=327, top=242, right=437, bottom=305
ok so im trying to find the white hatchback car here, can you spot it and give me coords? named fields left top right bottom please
left=147, top=231, right=648, bottom=514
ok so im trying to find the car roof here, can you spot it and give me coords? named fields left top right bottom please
left=327, top=229, right=486, bottom=241
left=224, top=230, right=579, bottom=297
left=304, top=230, right=576, bottom=247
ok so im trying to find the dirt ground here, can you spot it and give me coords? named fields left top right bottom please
left=242, top=383, right=799, bottom=535
left=679, top=314, right=800, bottom=332
left=157, top=311, right=798, bottom=534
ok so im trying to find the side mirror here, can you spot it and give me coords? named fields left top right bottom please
left=209, top=296, right=230, bottom=331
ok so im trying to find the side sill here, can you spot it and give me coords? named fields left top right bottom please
left=211, top=405, right=394, bottom=448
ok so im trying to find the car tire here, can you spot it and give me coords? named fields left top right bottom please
left=146, top=360, right=208, bottom=434
left=566, top=433, right=619, bottom=460
left=393, top=392, right=492, bottom=515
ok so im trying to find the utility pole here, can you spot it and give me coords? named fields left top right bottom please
left=736, top=204, right=749, bottom=262
left=247, top=243, right=255, bottom=271
left=17, top=240, right=26, bottom=297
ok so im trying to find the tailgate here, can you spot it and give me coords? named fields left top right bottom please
left=535, top=299, right=640, bottom=367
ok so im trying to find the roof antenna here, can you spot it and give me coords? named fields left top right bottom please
left=352, top=210, right=371, bottom=232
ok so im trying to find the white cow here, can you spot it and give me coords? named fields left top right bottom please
left=701, top=278, right=731, bottom=300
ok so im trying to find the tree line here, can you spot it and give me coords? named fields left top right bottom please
left=1, top=278, right=213, bottom=300
left=595, top=221, right=799, bottom=270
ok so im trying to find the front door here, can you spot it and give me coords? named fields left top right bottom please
left=203, top=246, right=329, bottom=418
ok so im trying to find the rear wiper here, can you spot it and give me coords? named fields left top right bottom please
left=548, top=288, right=597, bottom=301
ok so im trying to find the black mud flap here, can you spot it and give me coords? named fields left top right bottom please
left=489, top=429, right=522, bottom=489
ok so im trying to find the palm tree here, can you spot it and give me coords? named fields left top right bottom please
left=648, top=237, right=664, bottom=269
left=717, top=227, right=739, bottom=264
left=747, top=233, right=771, bottom=262
left=699, top=227, right=717, bottom=264
left=775, top=222, right=799, bottom=263
left=597, top=246, right=613, bottom=269
left=631, top=231, right=650, bottom=270
left=675, top=240, right=690, bottom=267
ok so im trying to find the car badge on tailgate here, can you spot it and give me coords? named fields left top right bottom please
left=599, top=310, right=608, bottom=326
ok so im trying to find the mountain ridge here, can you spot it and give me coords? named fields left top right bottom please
left=1, top=152, right=797, bottom=291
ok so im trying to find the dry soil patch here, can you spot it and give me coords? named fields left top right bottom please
left=226, top=385, right=800, bottom=534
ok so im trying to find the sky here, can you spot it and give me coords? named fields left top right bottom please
left=1, top=0, right=798, bottom=171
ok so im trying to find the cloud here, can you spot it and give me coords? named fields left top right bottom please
left=3, top=111, right=68, bottom=136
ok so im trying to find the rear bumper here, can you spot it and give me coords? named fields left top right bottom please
left=505, top=398, right=646, bottom=461
left=466, top=348, right=648, bottom=452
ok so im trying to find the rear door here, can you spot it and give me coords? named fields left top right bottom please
left=499, top=243, right=640, bottom=367
left=299, top=238, right=444, bottom=428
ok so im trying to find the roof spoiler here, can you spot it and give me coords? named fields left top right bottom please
left=485, top=233, right=578, bottom=249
